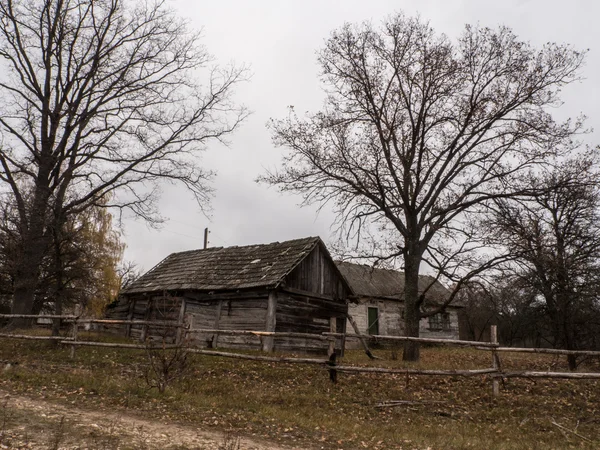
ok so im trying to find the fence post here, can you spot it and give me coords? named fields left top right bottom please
left=328, top=317, right=336, bottom=356
left=491, top=324, right=499, bottom=397
left=70, top=306, right=81, bottom=359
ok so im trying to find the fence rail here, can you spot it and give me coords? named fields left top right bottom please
left=1, top=314, right=599, bottom=395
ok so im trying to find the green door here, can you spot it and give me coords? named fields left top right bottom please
left=368, top=307, right=379, bottom=335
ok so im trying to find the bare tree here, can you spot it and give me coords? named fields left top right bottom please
left=458, top=276, right=543, bottom=346
left=489, top=152, right=600, bottom=369
left=0, top=0, right=248, bottom=321
left=263, top=14, right=584, bottom=360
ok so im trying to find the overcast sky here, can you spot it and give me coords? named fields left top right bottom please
left=122, top=0, right=600, bottom=273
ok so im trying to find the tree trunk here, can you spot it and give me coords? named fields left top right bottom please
left=52, top=297, right=63, bottom=337
left=9, top=179, right=51, bottom=328
left=548, top=299, right=578, bottom=371
left=403, top=247, right=422, bottom=361
left=10, top=237, right=46, bottom=328
left=563, top=318, right=578, bottom=371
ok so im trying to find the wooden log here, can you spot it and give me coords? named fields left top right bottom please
left=338, top=332, right=499, bottom=348
left=176, top=298, right=186, bottom=345
left=334, top=366, right=499, bottom=377
left=346, top=314, right=376, bottom=360
left=0, top=316, right=183, bottom=327
left=59, top=341, right=180, bottom=350
left=339, top=317, right=347, bottom=357
left=183, top=291, right=269, bottom=302
left=83, top=319, right=185, bottom=327
left=0, top=314, right=77, bottom=320
left=188, top=348, right=329, bottom=365
left=501, top=371, right=600, bottom=380
left=187, top=328, right=333, bottom=341
left=281, top=286, right=342, bottom=303
left=262, top=291, right=277, bottom=352
left=70, top=305, right=81, bottom=359
left=476, top=346, right=600, bottom=357
left=0, top=334, right=73, bottom=341
left=328, top=317, right=336, bottom=356
left=125, top=299, right=135, bottom=337
left=491, top=325, right=499, bottom=397
left=211, top=299, right=223, bottom=348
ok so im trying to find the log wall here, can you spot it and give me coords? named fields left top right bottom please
left=274, top=291, right=346, bottom=353
left=184, top=291, right=269, bottom=350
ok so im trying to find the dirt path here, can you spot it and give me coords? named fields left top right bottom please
left=0, top=391, right=309, bottom=450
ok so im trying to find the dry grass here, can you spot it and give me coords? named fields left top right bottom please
left=0, top=335, right=599, bottom=449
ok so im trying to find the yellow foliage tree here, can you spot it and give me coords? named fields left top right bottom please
left=66, top=205, right=125, bottom=317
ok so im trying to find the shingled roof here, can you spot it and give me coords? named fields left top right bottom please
left=124, top=237, right=325, bottom=294
left=336, top=262, right=454, bottom=306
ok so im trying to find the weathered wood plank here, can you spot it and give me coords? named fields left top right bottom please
left=0, top=334, right=74, bottom=341
left=186, top=328, right=334, bottom=341
left=211, top=299, right=223, bottom=347
left=481, top=347, right=600, bottom=357
left=188, top=348, right=329, bottom=365
left=183, top=291, right=270, bottom=302
left=262, top=291, right=277, bottom=352
left=501, top=371, right=600, bottom=379
left=334, top=366, right=498, bottom=377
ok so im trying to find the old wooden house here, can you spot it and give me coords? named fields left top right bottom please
left=336, top=262, right=462, bottom=345
left=108, top=237, right=351, bottom=353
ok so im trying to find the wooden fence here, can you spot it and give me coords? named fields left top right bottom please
left=0, top=315, right=599, bottom=396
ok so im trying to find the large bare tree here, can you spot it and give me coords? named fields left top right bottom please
left=489, top=152, right=600, bottom=369
left=0, top=0, right=248, bottom=320
left=264, top=14, right=584, bottom=360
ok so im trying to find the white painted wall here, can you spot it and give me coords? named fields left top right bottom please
left=346, top=298, right=461, bottom=348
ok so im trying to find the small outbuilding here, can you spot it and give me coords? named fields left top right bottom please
left=108, top=237, right=351, bottom=353
left=336, top=262, right=462, bottom=345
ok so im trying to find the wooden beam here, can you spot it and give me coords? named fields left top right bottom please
left=186, top=328, right=332, bottom=341
left=328, top=317, right=336, bottom=356
left=176, top=298, right=187, bottom=345
left=477, top=346, right=600, bottom=357
left=0, top=334, right=73, bottom=341
left=189, top=348, right=328, bottom=365
left=183, top=290, right=269, bottom=302
left=93, top=319, right=184, bottom=328
left=0, top=314, right=77, bottom=320
left=340, top=332, right=498, bottom=348
left=334, top=366, right=498, bottom=377
left=262, top=290, right=277, bottom=352
left=280, top=286, right=344, bottom=305
left=60, top=341, right=179, bottom=350
left=346, top=313, right=377, bottom=360
left=491, top=325, right=500, bottom=397
left=125, top=299, right=135, bottom=337
left=212, top=299, right=223, bottom=348
left=502, top=371, right=600, bottom=380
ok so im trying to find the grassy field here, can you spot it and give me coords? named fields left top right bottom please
left=0, top=333, right=599, bottom=449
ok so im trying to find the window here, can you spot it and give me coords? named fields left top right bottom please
left=428, top=313, right=451, bottom=331
left=367, top=307, right=379, bottom=335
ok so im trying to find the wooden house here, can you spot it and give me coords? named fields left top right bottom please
left=336, top=262, right=462, bottom=346
left=108, top=237, right=351, bottom=353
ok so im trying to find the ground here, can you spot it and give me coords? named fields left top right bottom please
left=0, top=335, right=599, bottom=449
left=0, top=390, right=302, bottom=450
